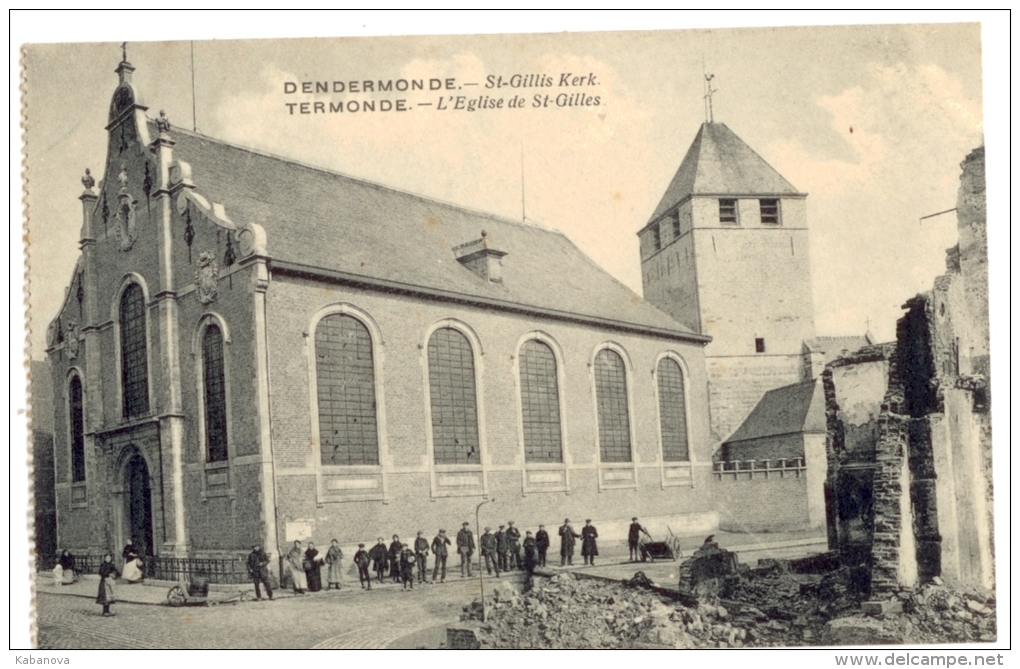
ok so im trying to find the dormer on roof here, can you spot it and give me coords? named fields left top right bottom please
left=453, top=230, right=507, bottom=283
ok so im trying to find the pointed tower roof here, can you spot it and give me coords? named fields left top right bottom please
left=646, top=122, right=803, bottom=225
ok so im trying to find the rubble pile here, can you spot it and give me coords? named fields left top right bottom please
left=465, top=560, right=996, bottom=648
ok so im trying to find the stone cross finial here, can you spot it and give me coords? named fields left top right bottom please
left=81, top=168, right=95, bottom=192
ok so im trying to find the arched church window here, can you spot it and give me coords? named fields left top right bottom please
left=657, top=357, right=690, bottom=462
left=519, top=339, right=562, bottom=463
left=119, top=283, right=149, bottom=419
left=202, top=324, right=229, bottom=463
left=69, top=375, right=86, bottom=482
left=427, top=327, right=480, bottom=465
left=315, top=314, right=379, bottom=466
left=594, top=348, right=632, bottom=463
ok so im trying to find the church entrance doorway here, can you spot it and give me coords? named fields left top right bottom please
left=125, top=452, right=154, bottom=558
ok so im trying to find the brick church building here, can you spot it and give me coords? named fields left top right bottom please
left=45, top=56, right=844, bottom=569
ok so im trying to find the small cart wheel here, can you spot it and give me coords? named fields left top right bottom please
left=167, top=585, right=186, bottom=607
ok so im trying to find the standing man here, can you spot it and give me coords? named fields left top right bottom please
left=480, top=527, right=500, bottom=577
left=535, top=524, right=550, bottom=567
left=413, top=531, right=430, bottom=584
left=456, top=522, right=475, bottom=578
left=559, top=518, right=580, bottom=566
left=353, top=543, right=372, bottom=590
left=506, top=521, right=522, bottom=570
left=523, top=531, right=539, bottom=576
left=494, top=525, right=508, bottom=573
left=431, top=529, right=451, bottom=583
left=628, top=517, right=651, bottom=562
left=246, top=543, right=274, bottom=601
left=368, top=537, right=389, bottom=584
left=399, top=545, right=417, bottom=591
left=581, top=519, right=599, bottom=566
left=388, top=535, right=403, bottom=584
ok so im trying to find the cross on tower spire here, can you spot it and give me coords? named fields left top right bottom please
left=703, top=72, right=717, bottom=124
left=121, top=42, right=128, bottom=63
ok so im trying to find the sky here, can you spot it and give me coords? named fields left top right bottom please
left=22, top=20, right=986, bottom=358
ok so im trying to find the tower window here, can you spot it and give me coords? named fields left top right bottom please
left=69, top=375, right=86, bottom=482
left=671, top=211, right=681, bottom=238
left=755, top=337, right=766, bottom=353
left=719, top=199, right=738, bottom=224
left=651, top=224, right=661, bottom=251
left=760, top=199, right=780, bottom=225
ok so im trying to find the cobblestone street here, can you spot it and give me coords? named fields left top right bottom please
left=36, top=576, right=480, bottom=649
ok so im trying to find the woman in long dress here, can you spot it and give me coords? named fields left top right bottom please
left=122, top=551, right=145, bottom=583
left=96, top=553, right=119, bottom=617
left=58, top=549, right=76, bottom=585
left=285, top=540, right=307, bottom=594
left=304, top=541, right=322, bottom=592
left=324, top=539, right=344, bottom=590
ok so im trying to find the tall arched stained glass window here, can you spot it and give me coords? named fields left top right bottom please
left=202, top=324, right=229, bottom=463
left=427, top=327, right=480, bottom=465
left=119, top=283, right=149, bottom=419
left=594, top=348, right=632, bottom=463
left=69, top=375, right=86, bottom=482
left=315, top=314, right=379, bottom=466
left=657, top=357, right=690, bottom=462
left=519, top=339, right=562, bottom=463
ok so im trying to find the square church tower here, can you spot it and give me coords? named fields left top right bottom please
left=639, top=122, right=816, bottom=445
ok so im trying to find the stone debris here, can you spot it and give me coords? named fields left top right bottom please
left=467, top=558, right=996, bottom=648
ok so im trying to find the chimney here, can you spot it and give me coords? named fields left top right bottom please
left=453, top=230, right=507, bottom=283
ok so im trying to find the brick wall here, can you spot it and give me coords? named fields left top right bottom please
left=705, top=354, right=805, bottom=445
left=713, top=471, right=813, bottom=532
left=262, top=275, right=718, bottom=554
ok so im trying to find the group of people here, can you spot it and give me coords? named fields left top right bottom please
left=258, top=516, right=653, bottom=597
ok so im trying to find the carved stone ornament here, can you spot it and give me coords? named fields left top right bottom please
left=156, top=109, right=171, bottom=136
left=66, top=321, right=80, bottom=359
left=81, top=168, right=96, bottom=192
left=117, top=195, right=138, bottom=251
left=195, top=251, right=219, bottom=304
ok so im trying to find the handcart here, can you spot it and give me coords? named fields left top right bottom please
left=638, top=526, right=684, bottom=562
left=166, top=573, right=251, bottom=607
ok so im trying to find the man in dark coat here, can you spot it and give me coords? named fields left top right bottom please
left=494, top=525, right=507, bottom=572
left=535, top=525, right=550, bottom=567
left=399, top=546, right=417, bottom=590
left=559, top=518, right=580, bottom=566
left=353, top=543, right=372, bottom=589
left=505, top=521, right=522, bottom=570
left=246, top=543, right=274, bottom=601
left=628, top=517, right=651, bottom=562
left=581, top=519, right=599, bottom=566
left=413, top=531, right=430, bottom=584
left=368, top=537, right=389, bottom=584
left=456, top=522, right=475, bottom=578
left=480, top=527, right=500, bottom=576
left=388, top=535, right=403, bottom=583
left=431, top=529, right=451, bottom=583
left=523, top=531, right=539, bottom=575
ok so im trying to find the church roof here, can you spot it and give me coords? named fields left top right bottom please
left=723, top=379, right=825, bottom=445
left=646, top=122, right=802, bottom=225
left=161, top=124, right=704, bottom=341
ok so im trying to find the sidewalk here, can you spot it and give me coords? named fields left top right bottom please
left=533, top=528, right=827, bottom=589
left=36, top=575, right=261, bottom=606
left=37, top=528, right=826, bottom=606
